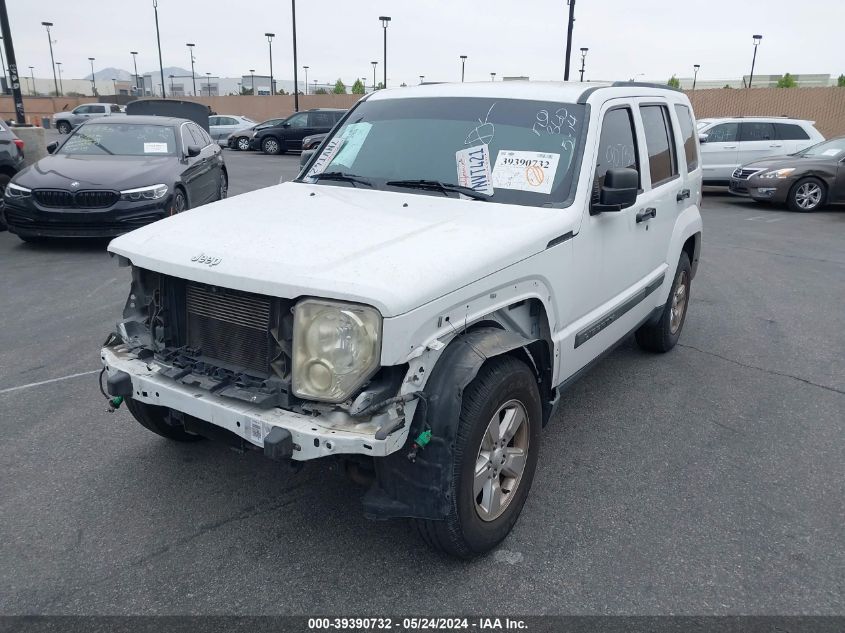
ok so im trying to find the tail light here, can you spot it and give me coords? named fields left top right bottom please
left=13, top=139, right=24, bottom=151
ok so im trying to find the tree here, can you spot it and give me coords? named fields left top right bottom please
left=332, top=78, right=346, bottom=94
left=400, top=82, right=408, bottom=87
left=376, top=81, right=384, bottom=90
left=776, top=73, right=797, bottom=88
left=667, top=75, right=680, bottom=89
left=351, top=78, right=365, bottom=95
left=240, top=86, right=254, bottom=95
left=314, top=87, right=328, bottom=95
left=837, top=74, right=845, bottom=87
left=723, top=84, right=733, bottom=89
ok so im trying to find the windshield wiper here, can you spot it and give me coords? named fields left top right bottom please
left=74, top=133, right=114, bottom=155
left=385, top=179, right=491, bottom=201
left=310, top=171, right=373, bottom=187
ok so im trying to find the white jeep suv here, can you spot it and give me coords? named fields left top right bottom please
left=101, top=81, right=703, bottom=558
left=697, top=116, right=823, bottom=185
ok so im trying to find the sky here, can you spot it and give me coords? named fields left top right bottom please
left=7, top=0, right=845, bottom=87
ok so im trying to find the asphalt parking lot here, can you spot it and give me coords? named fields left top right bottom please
left=1, top=149, right=843, bottom=614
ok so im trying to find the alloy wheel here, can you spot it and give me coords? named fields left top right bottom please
left=237, top=137, right=250, bottom=151
left=670, top=270, right=689, bottom=334
left=263, top=138, right=279, bottom=154
left=795, top=182, right=822, bottom=210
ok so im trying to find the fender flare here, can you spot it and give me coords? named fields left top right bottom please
left=362, top=327, right=533, bottom=521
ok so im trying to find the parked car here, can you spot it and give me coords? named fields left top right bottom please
left=100, top=81, right=702, bottom=558
left=226, top=117, right=287, bottom=151
left=729, top=136, right=845, bottom=211
left=3, top=116, right=227, bottom=241
left=252, top=108, right=345, bottom=154
left=53, top=103, right=124, bottom=134
left=299, top=133, right=327, bottom=166
left=0, top=119, right=25, bottom=230
left=697, top=117, right=823, bottom=185
left=208, top=114, right=255, bottom=146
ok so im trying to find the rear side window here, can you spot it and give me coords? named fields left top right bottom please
left=674, top=104, right=699, bottom=172
left=774, top=123, right=810, bottom=140
left=110, top=104, right=121, bottom=113
left=705, top=123, right=738, bottom=143
left=639, top=105, right=678, bottom=186
left=92, top=105, right=107, bottom=114
left=309, top=112, right=335, bottom=127
left=594, top=107, right=639, bottom=202
left=739, top=122, right=775, bottom=141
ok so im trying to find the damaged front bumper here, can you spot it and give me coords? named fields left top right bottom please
left=101, top=345, right=409, bottom=461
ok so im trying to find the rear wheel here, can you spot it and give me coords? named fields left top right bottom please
left=788, top=177, right=826, bottom=212
left=0, top=173, right=9, bottom=230
left=414, top=356, right=541, bottom=558
left=217, top=171, right=228, bottom=200
left=56, top=121, right=71, bottom=135
left=261, top=137, right=284, bottom=155
left=172, top=188, right=188, bottom=214
left=635, top=253, right=691, bottom=353
left=125, top=398, right=203, bottom=442
left=236, top=136, right=251, bottom=151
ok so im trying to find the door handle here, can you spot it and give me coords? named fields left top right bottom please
left=636, top=207, right=657, bottom=223
left=723, top=145, right=737, bottom=149
left=769, top=144, right=782, bottom=148
left=676, top=189, right=691, bottom=202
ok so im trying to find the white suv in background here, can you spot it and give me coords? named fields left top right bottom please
left=697, top=117, right=823, bottom=185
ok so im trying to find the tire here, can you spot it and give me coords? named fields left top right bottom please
left=0, top=173, right=9, bottom=231
left=236, top=136, right=251, bottom=151
left=414, top=355, right=542, bottom=558
left=261, top=136, right=284, bottom=155
left=125, top=398, right=203, bottom=442
left=172, top=187, right=188, bottom=214
left=56, top=121, right=72, bottom=135
left=635, top=253, right=692, bottom=353
left=217, top=171, right=228, bottom=200
left=787, top=177, right=826, bottom=212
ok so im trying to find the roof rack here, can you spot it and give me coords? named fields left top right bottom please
left=610, top=81, right=682, bottom=92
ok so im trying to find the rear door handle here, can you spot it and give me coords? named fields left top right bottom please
left=676, top=189, right=691, bottom=202
left=636, top=207, right=657, bottom=223
left=769, top=143, right=783, bottom=148
left=723, top=145, right=737, bottom=149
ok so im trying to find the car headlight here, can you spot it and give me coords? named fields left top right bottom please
left=759, top=168, right=796, bottom=179
left=119, top=184, right=169, bottom=201
left=5, top=182, right=31, bottom=198
left=292, top=299, right=382, bottom=403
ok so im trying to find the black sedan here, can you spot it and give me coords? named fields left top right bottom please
left=729, top=137, right=845, bottom=212
left=2, top=116, right=228, bottom=241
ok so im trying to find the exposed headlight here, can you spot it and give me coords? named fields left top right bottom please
left=292, top=299, right=382, bottom=403
left=119, top=184, right=168, bottom=201
left=759, top=168, right=796, bottom=179
left=5, top=182, right=31, bottom=198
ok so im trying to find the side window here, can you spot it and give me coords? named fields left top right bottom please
left=181, top=125, right=194, bottom=150
left=74, top=105, right=91, bottom=114
left=333, top=111, right=345, bottom=123
left=673, top=104, right=699, bottom=172
left=286, top=113, right=308, bottom=128
left=704, top=123, right=738, bottom=143
left=188, top=123, right=208, bottom=147
left=639, top=104, right=678, bottom=186
left=594, top=107, right=639, bottom=201
left=208, top=116, right=219, bottom=126
left=92, top=105, right=107, bottom=114
left=739, top=122, right=775, bottom=142
left=220, top=117, right=237, bottom=126
left=309, top=112, right=334, bottom=127
left=774, top=123, right=810, bottom=140
left=199, top=127, right=213, bottom=146
left=110, top=104, right=121, bottom=113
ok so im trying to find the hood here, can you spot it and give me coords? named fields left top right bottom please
left=14, top=154, right=177, bottom=191
left=743, top=154, right=834, bottom=171
left=108, top=182, right=562, bottom=317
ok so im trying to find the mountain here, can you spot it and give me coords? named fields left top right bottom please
left=144, top=66, right=194, bottom=78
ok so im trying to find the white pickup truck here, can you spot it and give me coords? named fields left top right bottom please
left=53, top=103, right=124, bottom=134
left=101, top=81, right=703, bottom=558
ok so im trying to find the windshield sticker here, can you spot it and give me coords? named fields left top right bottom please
left=456, top=144, right=494, bottom=195
left=464, top=103, right=496, bottom=146
left=492, top=150, right=560, bottom=195
left=143, top=142, right=169, bottom=154
left=331, top=122, right=372, bottom=167
left=821, top=148, right=841, bottom=156
left=306, top=137, right=346, bottom=177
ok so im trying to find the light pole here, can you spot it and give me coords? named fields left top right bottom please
left=41, top=22, right=59, bottom=96
left=460, top=55, right=467, bottom=82
left=249, top=69, right=255, bottom=94
left=379, top=16, right=390, bottom=88
left=152, top=0, right=165, bottom=97
left=265, top=32, right=275, bottom=95
left=564, top=0, right=576, bottom=80
left=303, top=66, right=309, bottom=94
left=578, top=47, right=588, bottom=82
left=692, top=64, right=700, bottom=91
left=112, top=77, right=118, bottom=95
left=312, top=79, right=317, bottom=94
left=370, top=61, right=377, bottom=91
left=0, top=36, right=6, bottom=95
left=130, top=51, right=140, bottom=94
left=168, top=74, right=174, bottom=94
left=55, top=61, right=63, bottom=95
left=186, top=43, right=196, bottom=96
left=490, top=72, right=496, bottom=81
left=748, top=34, right=762, bottom=88
left=205, top=72, right=211, bottom=97
left=419, top=75, right=424, bottom=84
left=28, top=65, right=34, bottom=95
left=88, top=57, right=96, bottom=95
left=291, top=0, right=299, bottom=110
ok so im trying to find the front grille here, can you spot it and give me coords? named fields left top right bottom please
left=186, top=284, right=273, bottom=375
left=732, top=168, right=763, bottom=180
left=33, top=189, right=118, bottom=208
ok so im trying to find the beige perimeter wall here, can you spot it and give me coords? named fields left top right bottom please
left=5, top=89, right=845, bottom=138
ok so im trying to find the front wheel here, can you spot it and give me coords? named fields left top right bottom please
left=635, top=253, right=691, bottom=353
left=56, top=121, right=72, bottom=135
left=217, top=171, right=228, bottom=200
left=236, top=136, right=251, bottom=151
left=414, top=355, right=541, bottom=558
left=261, top=137, right=284, bottom=155
left=171, top=188, right=188, bottom=214
left=788, top=177, right=826, bottom=212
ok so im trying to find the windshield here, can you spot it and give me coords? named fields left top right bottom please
left=301, top=97, right=587, bottom=207
left=798, top=137, right=845, bottom=158
left=58, top=123, right=177, bottom=156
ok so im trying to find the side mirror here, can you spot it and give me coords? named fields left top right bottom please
left=592, top=167, right=639, bottom=214
left=698, top=133, right=708, bottom=143
left=186, top=145, right=201, bottom=158
left=46, top=141, right=59, bottom=154
left=300, top=149, right=315, bottom=167
left=282, top=122, right=291, bottom=128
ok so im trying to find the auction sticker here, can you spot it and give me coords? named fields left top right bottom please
left=306, top=137, right=346, bottom=177
left=492, top=150, right=560, bottom=194
left=332, top=122, right=372, bottom=167
left=143, top=142, right=169, bottom=153
left=456, top=144, right=494, bottom=195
